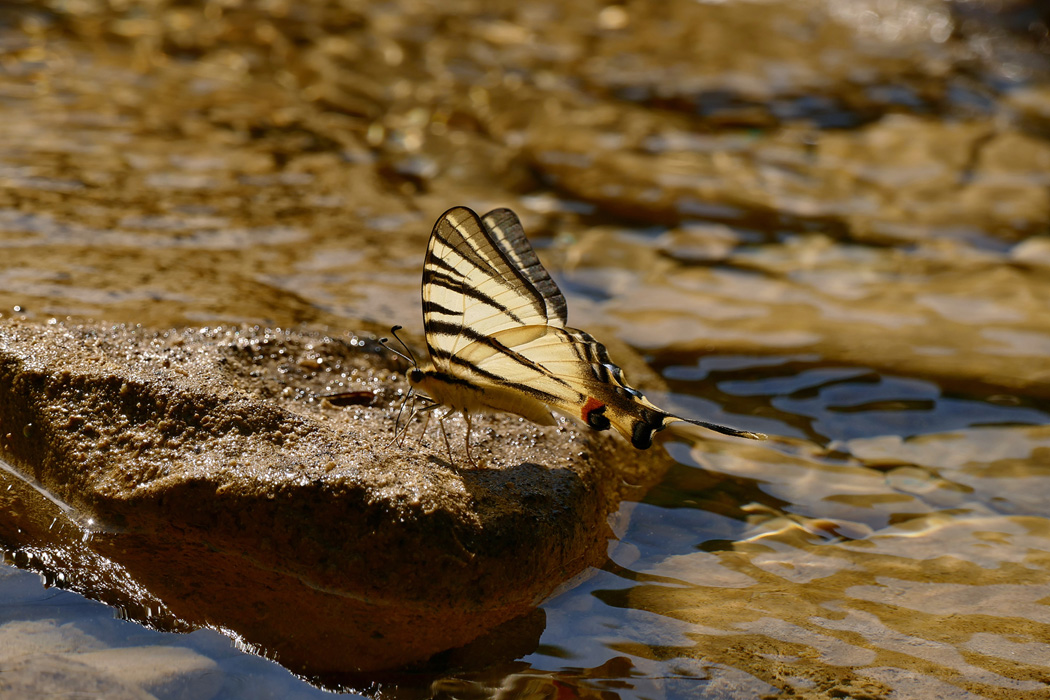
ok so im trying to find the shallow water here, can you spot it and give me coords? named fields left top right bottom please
left=2, top=0, right=1050, bottom=698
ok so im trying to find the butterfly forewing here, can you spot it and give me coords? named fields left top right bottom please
left=423, top=207, right=565, bottom=369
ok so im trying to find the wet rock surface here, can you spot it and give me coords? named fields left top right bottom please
left=0, top=320, right=669, bottom=673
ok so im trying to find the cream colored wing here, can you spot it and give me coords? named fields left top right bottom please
left=423, top=207, right=566, bottom=371
left=455, top=325, right=762, bottom=449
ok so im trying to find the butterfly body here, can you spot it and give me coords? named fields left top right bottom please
left=407, top=363, right=558, bottom=428
left=405, top=206, right=763, bottom=455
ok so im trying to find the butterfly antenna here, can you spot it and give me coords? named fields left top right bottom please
left=379, top=340, right=414, bottom=366
left=379, top=325, right=418, bottom=367
left=391, top=325, right=417, bottom=365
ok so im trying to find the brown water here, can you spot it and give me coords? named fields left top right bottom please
left=2, top=1, right=1050, bottom=698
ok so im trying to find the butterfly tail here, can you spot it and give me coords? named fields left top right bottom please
left=662, top=415, right=766, bottom=442
left=607, top=399, right=765, bottom=449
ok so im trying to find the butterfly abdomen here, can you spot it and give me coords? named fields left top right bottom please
left=409, top=366, right=558, bottom=427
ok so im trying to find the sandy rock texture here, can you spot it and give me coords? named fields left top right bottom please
left=0, top=319, right=669, bottom=674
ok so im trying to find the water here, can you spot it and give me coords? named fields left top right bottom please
left=2, top=0, right=1050, bottom=697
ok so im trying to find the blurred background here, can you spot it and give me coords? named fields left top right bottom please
left=1, top=1, right=1049, bottom=698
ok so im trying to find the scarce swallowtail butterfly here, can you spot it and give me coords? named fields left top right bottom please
left=397, top=206, right=764, bottom=462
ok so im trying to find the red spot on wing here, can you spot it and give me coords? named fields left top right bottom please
left=581, top=396, right=604, bottom=422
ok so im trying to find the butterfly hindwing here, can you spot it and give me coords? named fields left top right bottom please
left=463, top=325, right=676, bottom=448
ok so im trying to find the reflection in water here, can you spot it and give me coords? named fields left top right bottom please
left=515, top=439, right=1050, bottom=698
left=0, top=563, right=345, bottom=700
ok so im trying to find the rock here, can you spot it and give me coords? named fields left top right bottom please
left=0, top=654, right=156, bottom=700
left=74, top=646, right=222, bottom=700
left=0, top=619, right=105, bottom=657
left=0, top=320, right=669, bottom=675
left=0, top=621, right=151, bottom=700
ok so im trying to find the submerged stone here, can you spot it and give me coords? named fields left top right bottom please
left=0, top=320, right=669, bottom=675
left=0, top=618, right=220, bottom=700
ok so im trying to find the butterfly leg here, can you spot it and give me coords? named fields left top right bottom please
left=391, top=418, right=411, bottom=448
left=390, top=407, right=414, bottom=448
left=392, top=400, right=439, bottom=448
left=463, top=411, right=477, bottom=468
left=437, top=410, right=456, bottom=465
left=391, top=387, right=414, bottom=446
left=392, top=404, right=419, bottom=448
left=420, top=410, right=431, bottom=443
left=416, top=404, right=439, bottom=446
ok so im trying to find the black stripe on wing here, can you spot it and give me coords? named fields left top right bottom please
left=431, top=207, right=551, bottom=322
left=425, top=253, right=463, bottom=277
left=425, top=319, right=574, bottom=391
left=443, top=356, right=566, bottom=406
left=422, top=299, right=459, bottom=318
left=430, top=226, right=507, bottom=286
left=424, top=269, right=526, bottom=325
left=564, top=330, right=644, bottom=398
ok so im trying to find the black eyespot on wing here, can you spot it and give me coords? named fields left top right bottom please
left=631, top=421, right=656, bottom=449
left=587, top=403, right=610, bottom=431
left=630, top=410, right=668, bottom=450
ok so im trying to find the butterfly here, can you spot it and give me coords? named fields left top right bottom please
left=394, top=206, right=764, bottom=462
